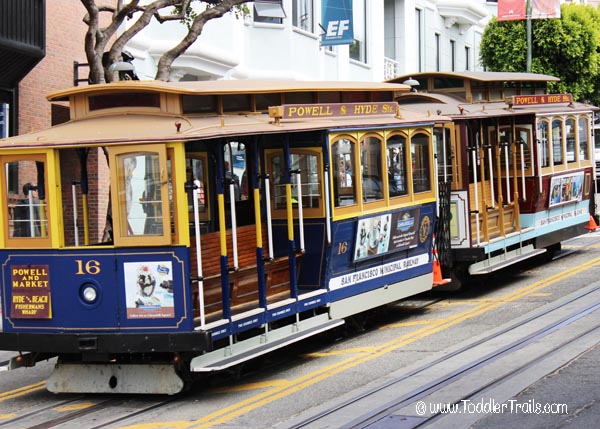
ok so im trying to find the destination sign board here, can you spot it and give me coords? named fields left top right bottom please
left=269, top=102, right=398, bottom=120
left=11, top=265, right=52, bottom=319
left=509, top=94, right=573, bottom=107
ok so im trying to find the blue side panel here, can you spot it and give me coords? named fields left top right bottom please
left=266, top=302, right=296, bottom=322
left=0, top=246, right=193, bottom=333
left=326, top=203, right=435, bottom=301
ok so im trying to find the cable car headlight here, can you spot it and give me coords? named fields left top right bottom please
left=82, top=286, right=97, bottom=303
left=79, top=282, right=100, bottom=305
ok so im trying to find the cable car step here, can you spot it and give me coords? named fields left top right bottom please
left=190, top=315, right=344, bottom=372
left=468, top=245, right=546, bottom=275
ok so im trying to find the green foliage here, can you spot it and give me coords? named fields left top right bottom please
left=480, top=4, right=600, bottom=105
left=173, top=1, right=249, bottom=29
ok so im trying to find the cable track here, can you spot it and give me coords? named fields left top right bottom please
left=289, top=283, right=600, bottom=429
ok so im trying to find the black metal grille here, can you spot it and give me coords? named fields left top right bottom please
left=435, top=180, right=452, bottom=268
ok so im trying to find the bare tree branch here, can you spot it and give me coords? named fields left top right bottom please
left=156, top=0, right=252, bottom=81
left=80, top=0, right=253, bottom=84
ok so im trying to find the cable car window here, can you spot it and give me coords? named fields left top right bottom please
left=3, top=158, right=48, bottom=239
left=538, top=119, right=550, bottom=168
left=412, top=133, right=432, bottom=193
left=186, top=156, right=208, bottom=218
left=332, top=138, right=357, bottom=207
left=223, top=143, right=244, bottom=202
left=117, top=153, right=164, bottom=236
left=110, top=145, right=170, bottom=246
left=433, top=127, right=453, bottom=183
left=361, top=136, right=384, bottom=203
left=269, top=153, right=286, bottom=210
left=552, top=119, right=563, bottom=166
left=291, top=151, right=321, bottom=210
left=579, top=116, right=590, bottom=162
left=387, top=134, right=408, bottom=198
left=566, top=118, right=576, bottom=163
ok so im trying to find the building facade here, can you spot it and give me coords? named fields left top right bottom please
left=127, top=1, right=491, bottom=83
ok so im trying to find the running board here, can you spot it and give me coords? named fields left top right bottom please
left=190, top=315, right=344, bottom=372
left=468, top=245, right=546, bottom=275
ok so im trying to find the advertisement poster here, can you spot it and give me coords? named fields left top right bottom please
left=548, top=171, right=584, bottom=208
left=354, top=209, right=420, bottom=262
left=124, top=261, right=174, bottom=319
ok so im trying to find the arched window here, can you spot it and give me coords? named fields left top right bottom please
left=411, top=133, right=431, bottom=193
left=387, top=134, right=408, bottom=197
left=360, top=135, right=384, bottom=202
left=332, top=138, right=357, bottom=207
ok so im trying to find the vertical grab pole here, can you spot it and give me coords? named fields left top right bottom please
left=483, top=119, right=495, bottom=208
left=252, top=138, right=267, bottom=312
left=520, top=140, right=526, bottom=199
left=536, top=119, right=543, bottom=191
left=72, top=181, right=79, bottom=246
left=263, top=175, right=274, bottom=260
left=284, top=138, right=298, bottom=303
left=471, top=145, right=481, bottom=246
left=323, top=134, right=332, bottom=245
left=27, top=186, right=35, bottom=238
left=229, top=181, right=238, bottom=270
left=434, top=127, right=440, bottom=218
left=324, top=169, right=332, bottom=245
left=295, top=171, right=305, bottom=253
left=217, top=149, right=231, bottom=322
left=504, top=142, right=511, bottom=204
left=192, top=185, right=205, bottom=329
left=442, top=125, right=448, bottom=182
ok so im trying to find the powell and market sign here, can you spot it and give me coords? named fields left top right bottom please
left=321, top=0, right=354, bottom=46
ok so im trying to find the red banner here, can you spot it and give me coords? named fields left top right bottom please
left=532, top=0, right=561, bottom=19
left=498, top=0, right=561, bottom=21
left=498, top=0, right=526, bottom=22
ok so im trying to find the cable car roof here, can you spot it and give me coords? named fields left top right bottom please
left=47, top=79, right=413, bottom=102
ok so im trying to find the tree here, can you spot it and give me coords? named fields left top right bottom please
left=80, top=0, right=252, bottom=84
left=480, top=4, right=600, bottom=105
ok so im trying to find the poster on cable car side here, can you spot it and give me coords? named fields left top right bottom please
left=124, top=261, right=174, bottom=319
left=353, top=208, right=420, bottom=262
left=548, top=171, right=584, bottom=208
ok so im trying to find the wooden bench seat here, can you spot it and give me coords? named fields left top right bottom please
left=190, top=224, right=299, bottom=323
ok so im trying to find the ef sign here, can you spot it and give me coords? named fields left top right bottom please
left=321, top=0, right=354, bottom=46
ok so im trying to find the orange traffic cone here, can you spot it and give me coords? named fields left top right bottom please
left=585, top=215, right=599, bottom=232
left=432, top=236, right=450, bottom=286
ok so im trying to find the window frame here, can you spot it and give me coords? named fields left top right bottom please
left=109, top=144, right=171, bottom=247
left=1, top=153, right=52, bottom=248
left=265, top=147, right=325, bottom=219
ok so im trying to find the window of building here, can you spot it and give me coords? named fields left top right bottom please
left=350, top=0, right=367, bottom=63
left=465, top=46, right=471, bottom=71
left=254, top=0, right=286, bottom=24
left=435, top=33, right=441, bottom=72
left=450, top=40, right=456, bottom=72
left=416, top=8, right=423, bottom=72
left=292, top=0, right=313, bottom=32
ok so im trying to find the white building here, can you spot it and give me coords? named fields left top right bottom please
left=126, top=1, right=491, bottom=82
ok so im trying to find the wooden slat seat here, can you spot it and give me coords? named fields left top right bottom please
left=190, top=224, right=299, bottom=323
